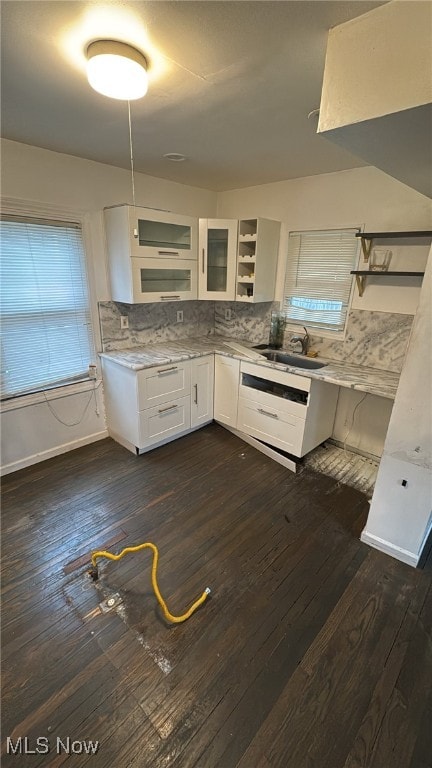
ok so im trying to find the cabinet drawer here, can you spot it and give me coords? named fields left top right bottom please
left=238, top=397, right=305, bottom=456
left=137, top=362, right=190, bottom=409
left=241, top=361, right=311, bottom=392
left=139, top=396, right=191, bottom=447
left=239, top=378, right=307, bottom=419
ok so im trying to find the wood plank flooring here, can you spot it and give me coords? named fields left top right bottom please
left=1, top=424, right=431, bottom=768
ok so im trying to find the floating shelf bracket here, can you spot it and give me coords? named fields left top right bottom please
left=355, top=274, right=366, bottom=297
left=359, top=237, right=373, bottom=263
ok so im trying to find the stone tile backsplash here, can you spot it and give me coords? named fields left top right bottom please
left=99, top=301, right=214, bottom=351
left=99, top=301, right=412, bottom=373
left=214, top=301, right=279, bottom=344
left=309, top=310, right=413, bottom=373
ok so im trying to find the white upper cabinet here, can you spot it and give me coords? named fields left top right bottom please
left=104, top=205, right=198, bottom=303
left=198, top=219, right=238, bottom=301
left=236, top=218, right=280, bottom=303
left=105, top=205, right=197, bottom=260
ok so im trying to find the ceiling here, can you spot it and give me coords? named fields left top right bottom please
left=1, top=0, right=385, bottom=192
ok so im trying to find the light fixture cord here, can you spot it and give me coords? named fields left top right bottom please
left=127, top=100, right=136, bottom=208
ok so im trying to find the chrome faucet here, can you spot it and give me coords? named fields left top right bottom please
left=290, top=326, right=310, bottom=356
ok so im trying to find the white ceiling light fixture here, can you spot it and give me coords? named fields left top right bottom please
left=86, top=40, right=148, bottom=100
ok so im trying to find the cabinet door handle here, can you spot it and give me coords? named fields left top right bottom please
left=194, top=383, right=198, bottom=404
left=158, top=404, right=178, bottom=413
left=257, top=408, right=278, bottom=419
left=157, top=366, right=178, bottom=374
left=202, top=248, right=205, bottom=273
left=160, top=295, right=181, bottom=301
left=133, top=228, right=138, bottom=239
left=158, top=250, right=179, bottom=256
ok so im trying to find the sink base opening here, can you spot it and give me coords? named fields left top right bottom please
left=302, top=441, right=379, bottom=496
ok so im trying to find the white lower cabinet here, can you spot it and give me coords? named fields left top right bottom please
left=101, top=351, right=337, bottom=461
left=101, top=355, right=214, bottom=455
left=237, top=361, right=338, bottom=458
left=191, top=355, right=214, bottom=427
left=214, top=355, right=240, bottom=427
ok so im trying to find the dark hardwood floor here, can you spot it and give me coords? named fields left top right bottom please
left=1, top=424, right=431, bottom=768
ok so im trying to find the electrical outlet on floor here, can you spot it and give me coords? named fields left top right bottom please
left=120, top=315, right=129, bottom=330
left=176, top=310, right=184, bottom=323
left=225, top=308, right=232, bottom=321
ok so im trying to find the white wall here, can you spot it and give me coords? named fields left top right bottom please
left=0, top=139, right=218, bottom=474
left=217, top=165, right=432, bottom=455
left=317, top=2, right=432, bottom=198
left=217, top=165, right=431, bottom=313
left=318, top=1, right=432, bottom=131
left=1, top=139, right=218, bottom=300
left=361, top=248, right=432, bottom=566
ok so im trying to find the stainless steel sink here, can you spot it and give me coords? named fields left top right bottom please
left=259, top=351, right=327, bottom=370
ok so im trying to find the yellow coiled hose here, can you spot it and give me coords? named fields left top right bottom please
left=90, top=542, right=211, bottom=624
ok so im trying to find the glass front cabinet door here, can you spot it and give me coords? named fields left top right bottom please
left=198, top=219, right=238, bottom=301
left=130, top=258, right=197, bottom=303
left=104, top=205, right=198, bottom=303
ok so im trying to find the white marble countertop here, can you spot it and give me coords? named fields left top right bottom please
left=100, top=335, right=400, bottom=400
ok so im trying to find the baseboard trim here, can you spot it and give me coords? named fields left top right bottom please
left=0, top=430, right=109, bottom=476
left=360, top=530, right=419, bottom=568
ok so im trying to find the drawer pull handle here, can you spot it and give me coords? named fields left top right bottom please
left=158, top=404, right=178, bottom=413
left=158, top=250, right=180, bottom=256
left=160, top=295, right=181, bottom=301
left=194, top=383, right=198, bottom=404
left=258, top=408, right=278, bottom=419
left=157, top=366, right=178, bottom=374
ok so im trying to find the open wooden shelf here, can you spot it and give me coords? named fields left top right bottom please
left=355, top=231, right=432, bottom=239
left=356, top=230, right=432, bottom=262
left=351, top=270, right=425, bottom=297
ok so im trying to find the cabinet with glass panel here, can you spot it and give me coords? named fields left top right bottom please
left=198, top=219, right=238, bottom=301
left=104, top=204, right=198, bottom=303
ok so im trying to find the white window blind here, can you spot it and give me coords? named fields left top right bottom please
left=0, top=215, right=95, bottom=399
left=283, top=228, right=360, bottom=333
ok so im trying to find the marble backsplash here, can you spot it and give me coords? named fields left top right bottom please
left=99, top=301, right=412, bottom=373
left=99, top=301, right=214, bottom=351
left=214, top=301, right=279, bottom=344
left=308, top=310, right=413, bottom=373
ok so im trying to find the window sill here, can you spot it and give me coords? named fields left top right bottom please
left=1, top=379, right=102, bottom=413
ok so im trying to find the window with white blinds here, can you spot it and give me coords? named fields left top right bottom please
left=283, top=228, right=360, bottom=333
left=0, top=215, right=95, bottom=400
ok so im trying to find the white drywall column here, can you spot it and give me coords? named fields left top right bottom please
left=361, top=248, right=432, bottom=566
left=318, top=1, right=432, bottom=197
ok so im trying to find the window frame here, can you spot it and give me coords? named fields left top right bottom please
left=0, top=198, right=101, bottom=406
left=282, top=227, right=361, bottom=340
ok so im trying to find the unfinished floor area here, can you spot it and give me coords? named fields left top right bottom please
left=2, top=424, right=431, bottom=768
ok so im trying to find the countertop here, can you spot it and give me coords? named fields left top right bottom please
left=100, top=336, right=400, bottom=400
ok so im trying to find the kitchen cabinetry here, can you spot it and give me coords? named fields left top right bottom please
left=191, top=355, right=214, bottom=427
left=198, top=219, right=238, bottom=300
left=237, top=361, right=338, bottom=457
left=214, top=355, right=240, bottom=427
left=104, top=205, right=198, bottom=303
left=236, top=218, right=280, bottom=302
left=101, top=356, right=214, bottom=454
left=101, top=357, right=191, bottom=453
left=352, top=230, right=431, bottom=297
